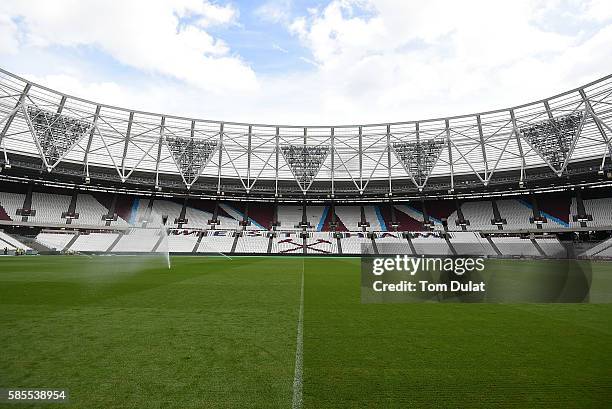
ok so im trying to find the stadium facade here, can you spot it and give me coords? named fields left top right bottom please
left=0, top=67, right=611, bottom=257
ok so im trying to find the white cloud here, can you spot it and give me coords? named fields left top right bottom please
left=2, top=0, right=612, bottom=125
left=272, top=43, right=289, bottom=53
left=255, top=0, right=293, bottom=24
left=581, top=0, right=612, bottom=22
left=272, top=0, right=612, bottom=123
left=0, top=0, right=257, bottom=93
left=0, top=14, right=19, bottom=55
left=175, top=0, right=239, bottom=27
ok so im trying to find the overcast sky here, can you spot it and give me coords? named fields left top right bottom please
left=1, top=0, right=611, bottom=125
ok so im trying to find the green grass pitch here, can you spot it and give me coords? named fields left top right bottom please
left=1, top=256, right=611, bottom=408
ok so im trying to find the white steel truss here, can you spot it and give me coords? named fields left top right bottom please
left=0, top=67, right=611, bottom=196
left=280, top=144, right=330, bottom=193
left=23, top=104, right=94, bottom=171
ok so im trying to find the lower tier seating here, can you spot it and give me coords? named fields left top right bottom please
left=235, top=233, right=269, bottom=254
left=70, top=233, right=119, bottom=252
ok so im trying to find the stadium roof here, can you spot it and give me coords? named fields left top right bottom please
left=0, top=67, right=611, bottom=199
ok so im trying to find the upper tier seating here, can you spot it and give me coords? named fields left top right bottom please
left=0, top=192, right=24, bottom=220
left=583, top=198, right=612, bottom=227
left=496, top=200, right=533, bottom=230
left=335, top=206, right=362, bottom=231
left=394, top=204, right=442, bottom=231
left=29, top=192, right=71, bottom=224
left=72, top=194, right=128, bottom=226
left=392, top=205, right=426, bottom=231
left=363, top=206, right=385, bottom=231
left=277, top=206, right=302, bottom=230
left=449, top=201, right=495, bottom=231
left=306, top=206, right=326, bottom=231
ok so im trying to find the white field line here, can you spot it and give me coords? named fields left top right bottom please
left=292, top=259, right=305, bottom=409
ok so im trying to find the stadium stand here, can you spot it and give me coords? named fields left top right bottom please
left=426, top=201, right=457, bottom=226
left=272, top=232, right=305, bottom=254
left=490, top=237, right=542, bottom=257
left=246, top=203, right=274, bottom=231
left=375, top=232, right=412, bottom=255
left=392, top=204, right=426, bottom=231
left=197, top=231, right=235, bottom=253
left=537, top=193, right=571, bottom=226
left=167, top=231, right=199, bottom=253
left=496, top=200, right=535, bottom=230
left=70, top=232, right=119, bottom=252
left=583, top=198, right=612, bottom=227
left=582, top=237, right=612, bottom=257
left=0, top=230, right=31, bottom=251
left=305, top=206, right=326, bottom=231
left=335, top=206, right=364, bottom=231
left=595, top=246, right=612, bottom=258
left=29, top=192, right=71, bottom=224
left=363, top=205, right=385, bottom=231
left=277, top=206, right=303, bottom=230
left=72, top=194, right=128, bottom=226
left=340, top=233, right=374, bottom=255
left=306, top=232, right=338, bottom=254
left=35, top=231, right=76, bottom=251
left=535, top=237, right=566, bottom=257
left=411, top=233, right=453, bottom=255
left=235, top=232, right=270, bottom=254
left=0, top=192, right=24, bottom=221
left=449, top=201, right=495, bottom=231
left=448, top=232, right=497, bottom=256
left=112, top=230, right=158, bottom=252
left=395, top=204, right=440, bottom=230
left=0, top=68, right=611, bottom=259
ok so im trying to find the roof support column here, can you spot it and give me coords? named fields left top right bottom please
left=56, top=96, right=67, bottom=114
left=275, top=126, right=279, bottom=197
left=477, top=115, right=488, bottom=184
left=509, top=109, right=526, bottom=186
left=217, top=122, right=224, bottom=194
left=83, top=105, right=102, bottom=182
left=331, top=127, right=335, bottom=198
left=120, top=111, right=134, bottom=181
left=247, top=125, right=252, bottom=193
left=579, top=89, right=612, bottom=167
left=446, top=119, right=454, bottom=192
left=358, top=126, right=363, bottom=194
left=386, top=124, right=392, bottom=195
left=0, top=83, right=31, bottom=147
left=154, top=116, right=165, bottom=189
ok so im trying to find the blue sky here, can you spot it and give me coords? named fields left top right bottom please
left=1, top=1, right=612, bottom=124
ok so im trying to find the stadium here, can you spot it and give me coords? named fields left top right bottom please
left=1, top=67, right=612, bottom=406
